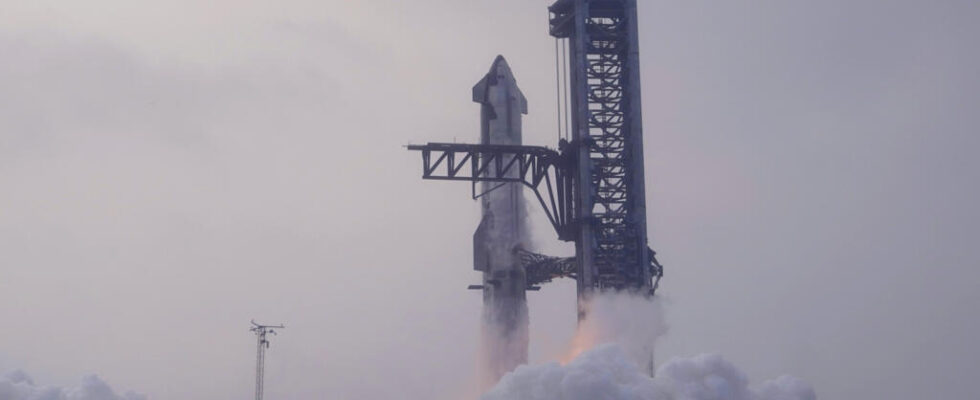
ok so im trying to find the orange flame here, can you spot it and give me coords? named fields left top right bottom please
left=559, top=327, right=597, bottom=365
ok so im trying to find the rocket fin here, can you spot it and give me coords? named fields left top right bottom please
left=473, top=211, right=491, bottom=271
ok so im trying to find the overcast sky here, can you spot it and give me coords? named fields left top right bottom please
left=1, top=1, right=978, bottom=399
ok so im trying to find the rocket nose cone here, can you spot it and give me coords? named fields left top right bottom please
left=474, top=54, right=526, bottom=112
left=493, top=54, right=508, bottom=68
left=490, top=55, right=514, bottom=81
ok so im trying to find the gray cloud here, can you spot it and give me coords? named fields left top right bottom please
left=0, top=370, right=144, bottom=400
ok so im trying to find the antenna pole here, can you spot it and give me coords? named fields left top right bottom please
left=250, top=320, right=284, bottom=400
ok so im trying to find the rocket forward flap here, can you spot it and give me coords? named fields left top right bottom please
left=472, top=55, right=528, bottom=115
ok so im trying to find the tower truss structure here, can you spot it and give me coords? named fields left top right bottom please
left=549, top=0, right=656, bottom=294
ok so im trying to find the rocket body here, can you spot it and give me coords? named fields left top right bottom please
left=471, top=56, right=530, bottom=385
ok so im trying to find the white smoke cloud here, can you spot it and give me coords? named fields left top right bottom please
left=483, top=292, right=815, bottom=400
left=655, top=353, right=815, bottom=400
left=0, top=370, right=145, bottom=400
left=564, top=291, right=669, bottom=369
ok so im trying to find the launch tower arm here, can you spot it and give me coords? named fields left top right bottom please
left=518, top=246, right=661, bottom=294
left=517, top=248, right=577, bottom=287
left=408, top=142, right=576, bottom=240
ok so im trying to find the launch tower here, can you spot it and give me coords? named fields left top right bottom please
left=407, top=0, right=663, bottom=381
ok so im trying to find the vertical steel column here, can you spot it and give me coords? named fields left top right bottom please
left=255, top=332, right=265, bottom=400
left=624, top=0, right=651, bottom=283
left=569, top=0, right=596, bottom=308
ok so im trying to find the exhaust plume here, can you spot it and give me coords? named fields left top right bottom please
left=483, top=292, right=816, bottom=400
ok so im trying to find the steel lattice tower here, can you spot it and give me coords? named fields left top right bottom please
left=250, top=321, right=284, bottom=400
left=549, top=0, right=653, bottom=296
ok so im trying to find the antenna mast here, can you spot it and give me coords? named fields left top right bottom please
left=250, top=320, right=284, bottom=400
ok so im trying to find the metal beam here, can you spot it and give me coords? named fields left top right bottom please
left=407, top=142, right=576, bottom=241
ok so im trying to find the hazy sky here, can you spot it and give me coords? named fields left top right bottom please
left=1, top=1, right=978, bottom=399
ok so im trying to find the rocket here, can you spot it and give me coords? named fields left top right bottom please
left=471, top=55, right=530, bottom=384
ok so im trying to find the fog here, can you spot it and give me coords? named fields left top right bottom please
left=1, top=1, right=978, bottom=399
